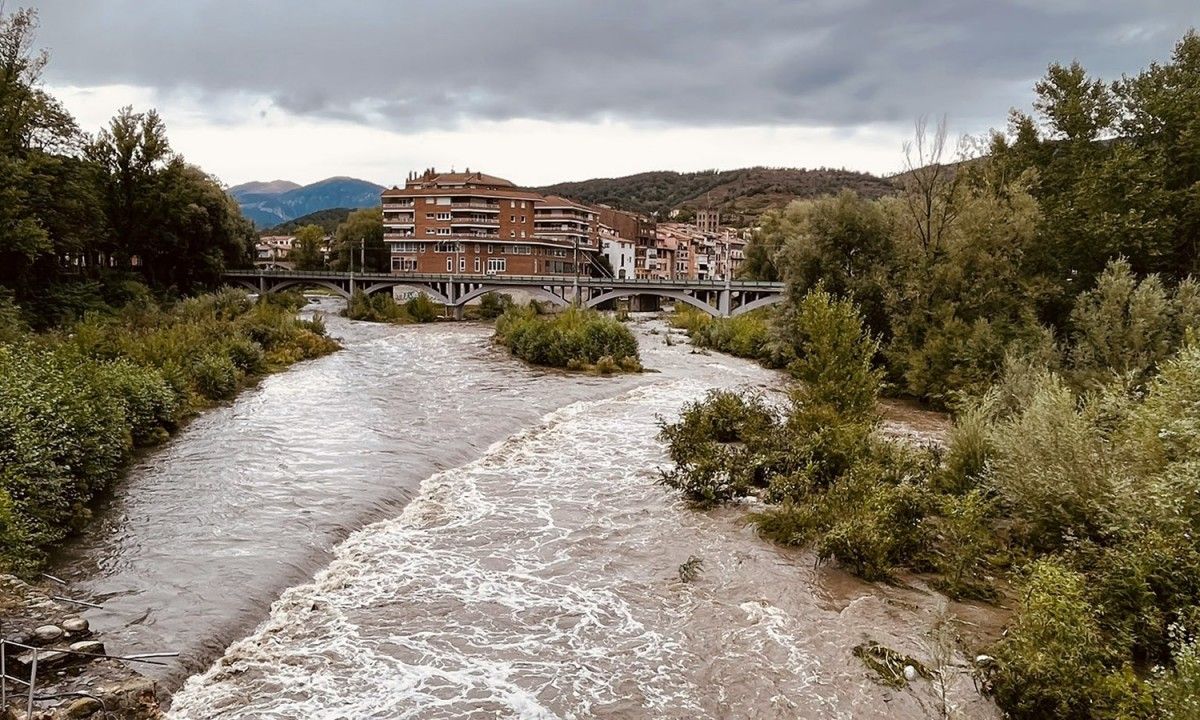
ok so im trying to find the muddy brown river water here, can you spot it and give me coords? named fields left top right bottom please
left=51, top=307, right=997, bottom=719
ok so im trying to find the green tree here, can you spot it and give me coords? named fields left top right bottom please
left=291, top=224, right=326, bottom=270
left=774, top=190, right=894, bottom=337
left=331, top=207, right=385, bottom=272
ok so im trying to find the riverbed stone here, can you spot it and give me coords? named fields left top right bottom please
left=62, top=616, right=90, bottom=634
left=65, top=697, right=104, bottom=718
left=70, top=639, right=106, bottom=656
left=32, top=624, right=64, bottom=643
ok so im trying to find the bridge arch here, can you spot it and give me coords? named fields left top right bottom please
left=584, top=289, right=720, bottom=317
left=227, top=279, right=260, bottom=294
left=363, top=282, right=451, bottom=305
left=455, top=285, right=570, bottom=308
left=270, top=279, right=350, bottom=299
left=730, top=293, right=785, bottom=317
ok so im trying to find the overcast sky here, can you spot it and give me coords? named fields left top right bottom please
left=29, top=0, right=1199, bottom=187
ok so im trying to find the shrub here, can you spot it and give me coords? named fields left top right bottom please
left=494, top=306, right=640, bottom=371
left=405, top=293, right=440, bottom=323
left=776, top=286, right=882, bottom=420
left=1154, top=627, right=1200, bottom=720
left=988, top=559, right=1151, bottom=719
left=94, top=360, right=178, bottom=444
left=345, top=290, right=409, bottom=323
left=986, top=371, right=1120, bottom=550
left=658, top=391, right=780, bottom=506
left=479, top=292, right=514, bottom=319
left=191, top=353, right=239, bottom=401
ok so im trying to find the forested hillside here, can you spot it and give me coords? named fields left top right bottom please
left=538, top=167, right=896, bottom=224
left=263, top=207, right=355, bottom=236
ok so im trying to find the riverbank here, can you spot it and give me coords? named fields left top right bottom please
left=0, top=575, right=163, bottom=719
left=0, top=290, right=340, bottom=575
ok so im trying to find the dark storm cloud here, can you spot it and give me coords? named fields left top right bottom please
left=30, top=0, right=1200, bottom=131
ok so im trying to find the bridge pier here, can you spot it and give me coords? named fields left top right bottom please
left=718, top=289, right=731, bottom=317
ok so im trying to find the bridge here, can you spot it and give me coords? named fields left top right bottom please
left=222, top=269, right=785, bottom=318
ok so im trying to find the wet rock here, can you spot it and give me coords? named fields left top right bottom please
left=62, top=617, right=90, bottom=635
left=32, top=624, right=64, bottom=644
left=17, top=648, right=69, bottom=669
left=69, top=640, right=106, bottom=656
left=65, top=697, right=104, bottom=718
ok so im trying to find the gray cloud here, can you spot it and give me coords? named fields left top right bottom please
left=30, top=0, right=1200, bottom=132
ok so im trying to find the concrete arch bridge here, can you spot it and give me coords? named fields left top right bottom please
left=221, top=269, right=785, bottom=318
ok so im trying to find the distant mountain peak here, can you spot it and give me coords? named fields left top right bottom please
left=227, top=179, right=302, bottom=195
left=229, top=177, right=385, bottom=229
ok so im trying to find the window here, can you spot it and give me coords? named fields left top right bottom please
left=520, top=216, right=525, bottom=223
left=446, top=257, right=453, bottom=271
left=510, top=215, right=516, bottom=222
left=391, top=256, right=418, bottom=272
left=487, top=244, right=494, bottom=254
left=474, top=257, right=481, bottom=272
left=487, top=257, right=506, bottom=273
left=474, top=243, right=480, bottom=252
left=459, top=257, right=466, bottom=271
left=436, top=228, right=451, bottom=235
left=436, top=197, right=451, bottom=205
left=436, top=212, right=451, bottom=221
left=510, top=230, right=516, bottom=238
left=426, top=213, right=436, bottom=219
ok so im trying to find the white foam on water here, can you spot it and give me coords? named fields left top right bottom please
left=168, top=323, right=991, bottom=720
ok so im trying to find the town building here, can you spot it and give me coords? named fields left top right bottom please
left=657, top=223, right=748, bottom=280
left=595, top=205, right=657, bottom=279
left=381, top=170, right=597, bottom=276
left=255, top=235, right=295, bottom=269
left=695, top=208, right=720, bottom=233
left=600, top=223, right=636, bottom=279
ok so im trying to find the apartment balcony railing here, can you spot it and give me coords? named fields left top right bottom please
left=450, top=201, right=500, bottom=210
left=382, top=202, right=414, bottom=210
left=450, top=217, right=500, bottom=226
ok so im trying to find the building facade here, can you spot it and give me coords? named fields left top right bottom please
left=381, top=170, right=597, bottom=277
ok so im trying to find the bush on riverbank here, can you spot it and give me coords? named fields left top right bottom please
left=661, top=286, right=1200, bottom=715
left=345, top=290, right=442, bottom=324
left=0, top=289, right=340, bottom=573
left=669, top=307, right=788, bottom=367
left=494, top=306, right=641, bottom=373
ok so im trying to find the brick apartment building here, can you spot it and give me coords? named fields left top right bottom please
left=381, top=170, right=598, bottom=276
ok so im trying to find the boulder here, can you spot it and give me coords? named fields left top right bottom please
left=64, top=697, right=103, bottom=718
left=61, top=617, right=90, bottom=635
left=31, top=624, right=63, bottom=644
left=69, top=640, right=105, bottom=657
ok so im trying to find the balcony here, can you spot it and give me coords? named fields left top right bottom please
left=382, top=201, right=414, bottom=210
left=450, top=217, right=500, bottom=226
left=450, top=201, right=500, bottom=211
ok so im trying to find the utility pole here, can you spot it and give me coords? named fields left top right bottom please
left=573, top=235, right=580, bottom=306
left=348, top=237, right=355, bottom=296
left=360, top=237, right=366, bottom=273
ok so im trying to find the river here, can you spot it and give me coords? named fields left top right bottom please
left=51, top=305, right=997, bottom=719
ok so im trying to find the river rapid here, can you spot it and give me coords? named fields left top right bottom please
left=52, top=306, right=997, bottom=719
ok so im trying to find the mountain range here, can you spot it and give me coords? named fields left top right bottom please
left=537, top=167, right=897, bottom=225
left=233, top=167, right=898, bottom=231
left=229, top=177, right=385, bottom=228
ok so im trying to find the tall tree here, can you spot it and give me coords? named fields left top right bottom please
left=331, top=207, right=386, bottom=272
left=291, top=224, right=326, bottom=270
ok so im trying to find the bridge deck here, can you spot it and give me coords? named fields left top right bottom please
left=222, top=268, right=784, bottom=292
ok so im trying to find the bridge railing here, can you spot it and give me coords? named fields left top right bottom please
left=222, top=268, right=784, bottom=291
